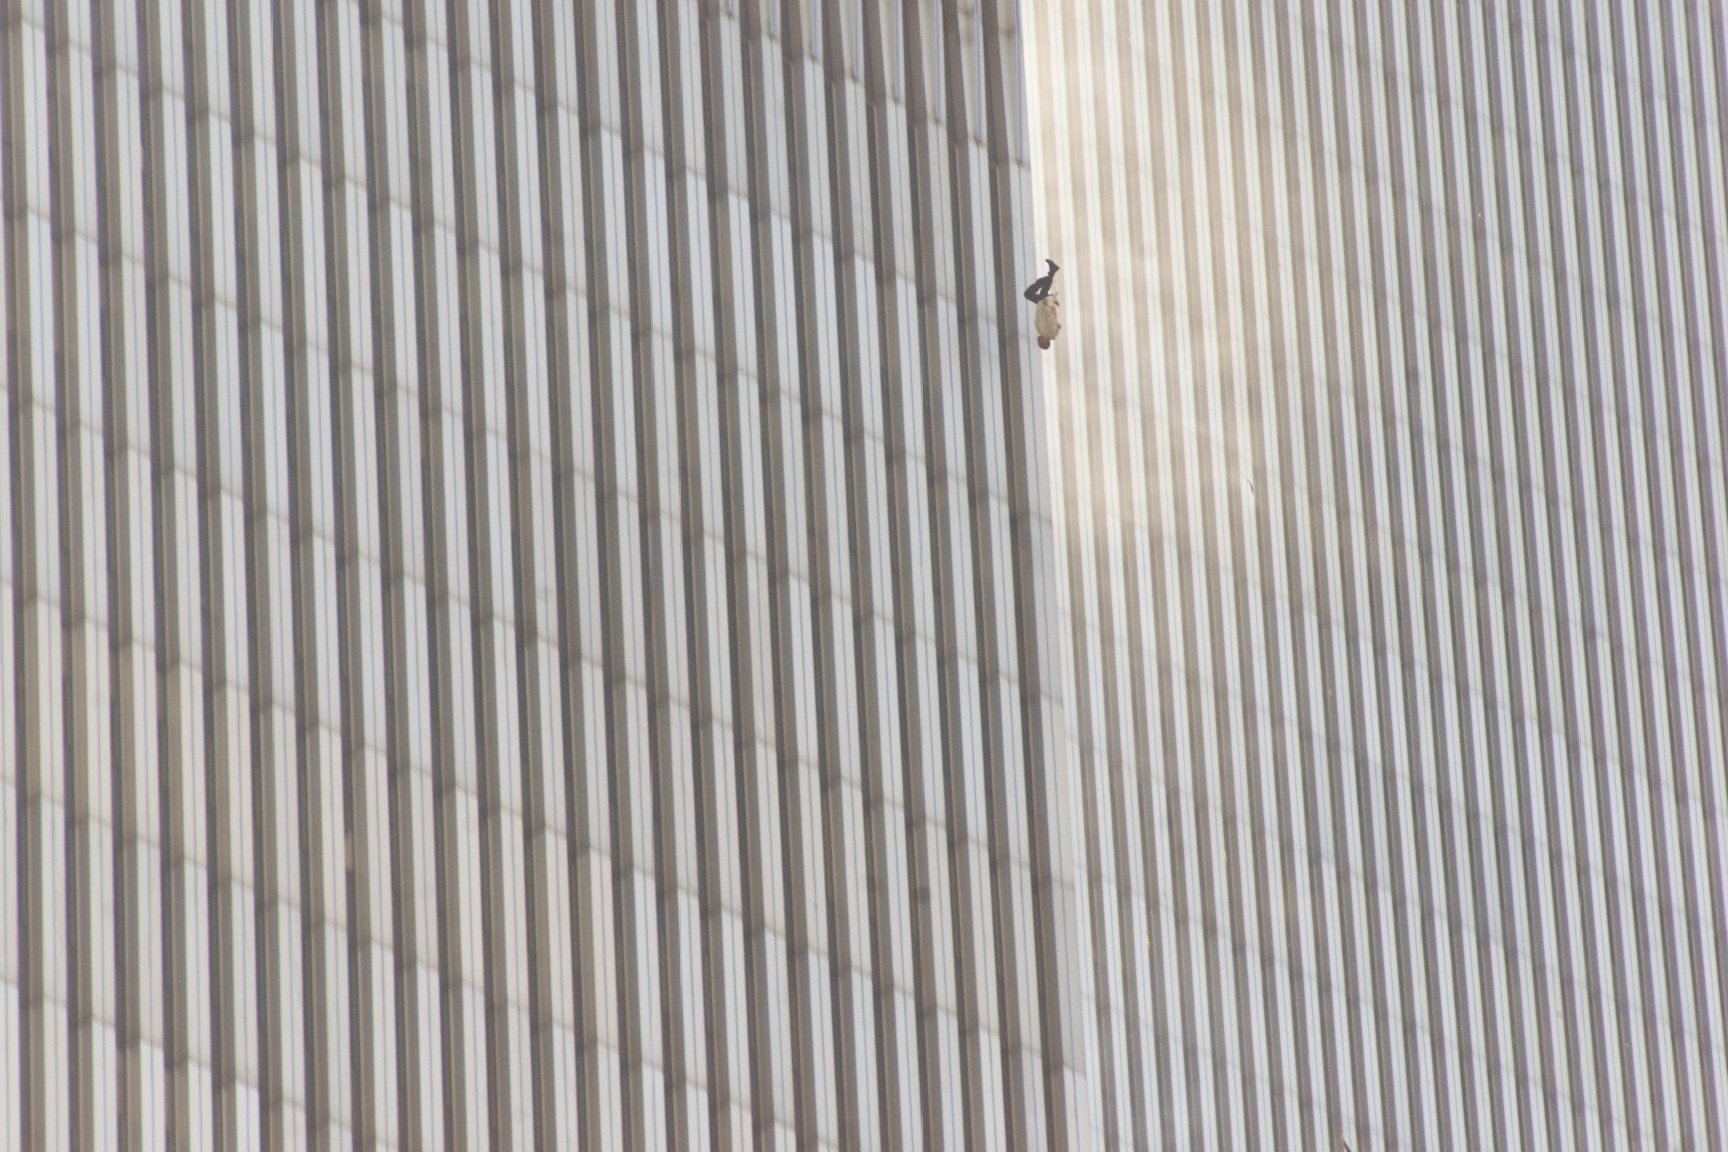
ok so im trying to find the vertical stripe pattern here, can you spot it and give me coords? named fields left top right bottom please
left=3, top=1, right=1724, bottom=1149
left=1024, top=0, right=1728, bottom=1148
left=3, top=0, right=1091, bottom=1147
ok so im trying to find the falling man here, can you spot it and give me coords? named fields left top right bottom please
left=1024, top=259, right=1062, bottom=349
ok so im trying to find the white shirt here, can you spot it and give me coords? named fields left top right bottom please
left=1035, top=296, right=1061, bottom=341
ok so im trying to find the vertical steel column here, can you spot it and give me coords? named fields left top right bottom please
left=783, top=4, right=881, bottom=1146
left=0, top=20, right=22, bottom=1147
left=861, top=1, right=967, bottom=1145
left=322, top=0, right=399, bottom=1140
left=829, top=2, right=923, bottom=1144
left=364, top=0, right=445, bottom=1140
left=98, top=0, right=167, bottom=1141
left=577, top=1, right=669, bottom=1142
left=700, top=3, right=799, bottom=1145
left=5, top=2, right=71, bottom=1144
left=532, top=0, right=626, bottom=1142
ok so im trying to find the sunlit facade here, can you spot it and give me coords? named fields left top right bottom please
left=1025, top=1, right=1728, bottom=1148
left=3, top=0, right=1725, bottom=1149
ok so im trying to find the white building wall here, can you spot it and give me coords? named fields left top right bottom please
left=4, top=0, right=1726, bottom=1148
left=2, top=0, right=1088, bottom=1147
left=1024, top=1, right=1728, bottom=1148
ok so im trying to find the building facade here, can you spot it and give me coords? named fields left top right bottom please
left=3, top=0, right=1089, bottom=1147
left=1, top=1, right=1724, bottom=1151
left=1025, top=1, right=1728, bottom=1149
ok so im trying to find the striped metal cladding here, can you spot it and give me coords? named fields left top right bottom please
left=1027, top=1, right=1728, bottom=1149
left=1, top=0, right=1725, bottom=1149
left=2, top=0, right=1082, bottom=1147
